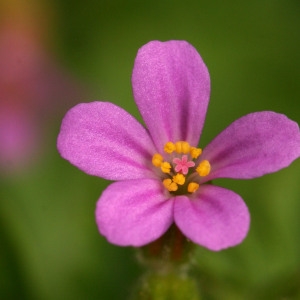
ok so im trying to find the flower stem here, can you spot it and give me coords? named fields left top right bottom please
left=138, top=224, right=194, bottom=269
left=131, top=224, right=201, bottom=299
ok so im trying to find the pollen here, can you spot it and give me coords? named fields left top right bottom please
left=175, top=141, right=190, bottom=154
left=161, top=161, right=171, bottom=173
left=190, top=147, right=202, bottom=159
left=152, top=140, right=211, bottom=195
left=164, top=142, right=176, bottom=154
left=172, top=173, right=186, bottom=185
left=196, top=160, right=211, bottom=177
left=152, top=153, right=163, bottom=167
left=163, top=178, right=178, bottom=192
left=187, top=182, right=199, bottom=193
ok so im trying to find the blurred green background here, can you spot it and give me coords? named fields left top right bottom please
left=1, top=0, right=299, bottom=299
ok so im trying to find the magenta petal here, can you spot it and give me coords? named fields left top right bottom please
left=174, top=185, right=250, bottom=251
left=132, top=40, right=210, bottom=151
left=202, top=111, right=300, bottom=180
left=95, top=179, right=174, bottom=246
left=57, top=102, right=156, bottom=180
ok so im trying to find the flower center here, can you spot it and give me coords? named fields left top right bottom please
left=152, top=141, right=211, bottom=194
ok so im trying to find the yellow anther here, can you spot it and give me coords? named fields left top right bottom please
left=161, top=161, right=171, bottom=173
left=187, top=182, right=199, bottom=193
left=163, top=178, right=178, bottom=192
left=175, top=141, right=182, bottom=153
left=175, top=141, right=190, bottom=153
left=152, top=153, right=163, bottom=167
left=181, top=141, right=190, bottom=153
left=172, top=173, right=186, bottom=185
left=190, top=147, right=202, bottom=159
left=196, top=160, right=211, bottom=177
left=164, top=142, right=176, bottom=154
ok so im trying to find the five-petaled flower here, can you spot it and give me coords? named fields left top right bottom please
left=57, top=40, right=300, bottom=251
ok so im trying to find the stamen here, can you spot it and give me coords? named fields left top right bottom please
left=175, top=141, right=190, bottom=154
left=181, top=141, right=190, bottom=153
left=190, top=147, right=202, bottom=159
left=173, top=155, right=195, bottom=175
left=154, top=140, right=211, bottom=194
left=152, top=153, right=163, bottom=167
left=187, top=182, right=199, bottom=193
left=161, top=161, right=171, bottom=173
left=164, top=142, right=176, bottom=154
left=172, top=173, right=185, bottom=185
left=196, top=160, right=211, bottom=177
left=163, top=178, right=178, bottom=192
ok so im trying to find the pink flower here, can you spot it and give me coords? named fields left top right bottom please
left=57, top=41, right=300, bottom=251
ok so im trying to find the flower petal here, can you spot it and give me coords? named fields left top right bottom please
left=57, top=102, right=156, bottom=180
left=202, top=112, right=300, bottom=180
left=95, top=179, right=174, bottom=246
left=174, top=185, right=250, bottom=251
left=132, top=40, right=210, bottom=151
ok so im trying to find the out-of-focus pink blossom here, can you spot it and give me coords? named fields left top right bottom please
left=0, top=0, right=84, bottom=173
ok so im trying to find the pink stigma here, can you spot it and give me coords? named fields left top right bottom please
left=173, top=155, right=195, bottom=175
